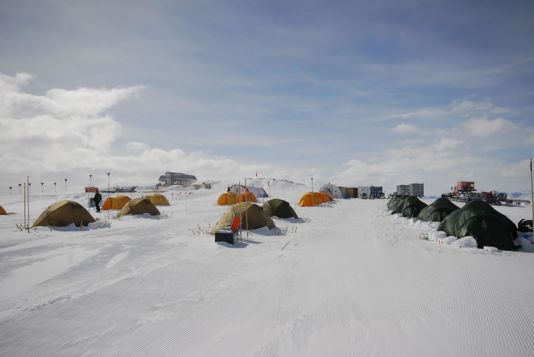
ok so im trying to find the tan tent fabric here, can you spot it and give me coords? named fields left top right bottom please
left=217, top=192, right=238, bottom=205
left=32, top=200, right=95, bottom=228
left=145, top=193, right=170, bottom=206
left=0, top=205, right=7, bottom=215
left=238, top=191, right=257, bottom=203
left=299, top=192, right=322, bottom=207
left=102, top=195, right=131, bottom=210
left=118, top=198, right=160, bottom=217
left=209, top=202, right=275, bottom=234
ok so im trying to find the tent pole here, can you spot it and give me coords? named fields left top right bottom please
left=530, top=158, right=533, bottom=230
left=26, top=176, right=30, bottom=232
left=23, top=182, right=26, bottom=231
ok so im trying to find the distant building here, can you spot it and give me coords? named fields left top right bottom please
left=158, top=172, right=197, bottom=186
left=396, top=183, right=424, bottom=197
left=358, top=186, right=383, bottom=199
left=409, top=183, right=424, bottom=197
left=396, top=184, right=410, bottom=195
left=338, top=186, right=358, bottom=198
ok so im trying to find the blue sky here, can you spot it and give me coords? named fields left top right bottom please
left=0, top=0, right=533, bottom=194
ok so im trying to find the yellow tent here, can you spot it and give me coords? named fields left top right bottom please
left=238, top=191, right=257, bottom=203
left=32, top=200, right=95, bottom=228
left=209, top=202, right=275, bottom=234
left=145, top=193, right=170, bottom=206
left=118, top=198, right=160, bottom=217
left=217, top=192, right=238, bottom=205
left=299, top=192, right=322, bottom=207
left=101, top=195, right=131, bottom=210
left=0, top=205, right=7, bottom=215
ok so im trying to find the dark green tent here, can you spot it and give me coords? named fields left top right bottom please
left=400, top=196, right=427, bottom=218
left=437, top=200, right=518, bottom=250
left=387, top=195, right=408, bottom=211
left=263, top=199, right=298, bottom=219
left=389, top=195, right=411, bottom=214
left=417, top=197, right=459, bottom=222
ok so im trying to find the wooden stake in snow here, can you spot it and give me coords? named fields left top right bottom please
left=107, top=172, right=111, bottom=219
left=22, top=176, right=30, bottom=233
left=531, top=158, right=534, bottom=226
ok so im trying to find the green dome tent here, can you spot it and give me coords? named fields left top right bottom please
left=263, top=199, right=298, bottom=219
left=388, top=195, right=410, bottom=214
left=417, top=197, right=459, bottom=222
left=400, top=196, right=427, bottom=218
left=437, top=200, right=518, bottom=250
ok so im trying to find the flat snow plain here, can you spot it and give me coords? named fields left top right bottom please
left=1, top=182, right=533, bottom=356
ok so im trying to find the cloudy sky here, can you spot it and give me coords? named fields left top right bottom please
left=1, top=0, right=533, bottom=194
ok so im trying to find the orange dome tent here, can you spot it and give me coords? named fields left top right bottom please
left=310, top=192, right=327, bottom=203
left=299, top=192, right=322, bottom=207
left=101, top=195, right=131, bottom=210
left=238, top=191, right=257, bottom=203
left=217, top=192, right=239, bottom=205
left=319, top=191, right=334, bottom=202
left=0, top=205, right=7, bottom=215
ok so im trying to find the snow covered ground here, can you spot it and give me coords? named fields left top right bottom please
left=1, top=183, right=534, bottom=356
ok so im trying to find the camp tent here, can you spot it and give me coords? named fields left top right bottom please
left=229, top=184, right=268, bottom=198
left=217, top=192, right=238, bottom=206
left=388, top=195, right=410, bottom=214
left=238, top=191, right=257, bottom=203
left=32, top=200, right=95, bottom=228
left=0, top=205, right=6, bottom=215
left=145, top=193, right=170, bottom=206
left=299, top=192, right=322, bottom=207
left=387, top=194, right=408, bottom=210
left=229, top=184, right=247, bottom=194
left=246, top=186, right=269, bottom=198
left=118, top=198, right=160, bottom=217
left=417, top=197, right=459, bottom=222
left=101, top=195, right=131, bottom=210
left=263, top=199, right=298, bottom=219
left=400, top=196, right=428, bottom=218
left=209, top=202, right=275, bottom=234
left=319, top=191, right=334, bottom=202
left=319, top=183, right=344, bottom=199
left=437, top=200, right=518, bottom=250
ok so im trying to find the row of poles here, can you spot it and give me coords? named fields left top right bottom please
left=9, top=179, right=68, bottom=194
left=16, top=172, right=112, bottom=233
left=8, top=173, right=112, bottom=194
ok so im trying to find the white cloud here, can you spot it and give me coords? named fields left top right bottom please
left=460, top=117, right=516, bottom=138
left=392, top=123, right=417, bottom=134
left=126, top=141, right=150, bottom=152
left=0, top=73, right=276, bottom=187
left=333, top=142, right=528, bottom=195
left=390, top=99, right=511, bottom=121
left=334, top=127, right=527, bottom=195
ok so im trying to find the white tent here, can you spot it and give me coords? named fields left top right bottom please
left=229, top=184, right=269, bottom=198
left=319, top=183, right=344, bottom=199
